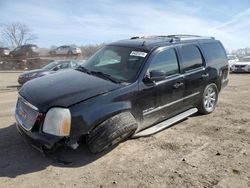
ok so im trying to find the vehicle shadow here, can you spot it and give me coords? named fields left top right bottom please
left=0, top=123, right=113, bottom=178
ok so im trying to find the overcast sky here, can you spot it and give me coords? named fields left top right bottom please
left=0, top=0, right=250, bottom=50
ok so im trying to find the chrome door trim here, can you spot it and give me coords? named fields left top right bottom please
left=143, top=92, right=200, bottom=116
left=183, top=67, right=205, bottom=76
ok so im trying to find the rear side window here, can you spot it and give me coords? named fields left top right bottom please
left=57, top=62, right=70, bottom=69
left=71, top=61, right=78, bottom=68
left=200, top=42, right=227, bottom=65
left=148, top=48, right=179, bottom=77
left=180, top=45, right=203, bottom=71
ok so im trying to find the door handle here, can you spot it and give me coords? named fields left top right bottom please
left=173, top=82, right=184, bottom=89
left=201, top=73, right=209, bottom=79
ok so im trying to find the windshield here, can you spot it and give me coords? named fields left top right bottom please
left=227, top=55, right=237, bottom=60
left=42, top=62, right=57, bottom=70
left=240, top=57, right=250, bottom=62
left=78, top=46, right=148, bottom=82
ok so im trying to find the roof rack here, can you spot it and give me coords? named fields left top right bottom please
left=167, top=34, right=215, bottom=40
left=130, top=35, right=170, bottom=40
left=130, top=35, right=215, bottom=42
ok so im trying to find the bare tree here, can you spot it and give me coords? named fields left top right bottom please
left=80, top=43, right=105, bottom=58
left=1, top=22, right=37, bottom=48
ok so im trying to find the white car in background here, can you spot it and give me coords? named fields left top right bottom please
left=49, top=45, right=82, bottom=55
left=227, top=55, right=239, bottom=68
left=231, top=56, right=250, bottom=73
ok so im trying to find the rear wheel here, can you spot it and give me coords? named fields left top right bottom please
left=198, top=83, right=218, bottom=114
left=86, top=112, right=137, bottom=153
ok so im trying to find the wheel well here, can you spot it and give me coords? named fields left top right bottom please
left=90, top=110, right=137, bottom=133
left=214, top=79, right=221, bottom=92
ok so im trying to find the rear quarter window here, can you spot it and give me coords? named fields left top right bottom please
left=200, top=42, right=227, bottom=66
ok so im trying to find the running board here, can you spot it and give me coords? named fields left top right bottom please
left=132, top=108, right=198, bottom=138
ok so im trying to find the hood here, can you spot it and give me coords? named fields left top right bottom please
left=19, top=69, right=43, bottom=77
left=19, top=69, right=123, bottom=112
left=234, top=61, right=250, bottom=65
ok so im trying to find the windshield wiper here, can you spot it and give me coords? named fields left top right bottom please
left=76, top=66, right=92, bottom=74
left=76, top=66, right=122, bottom=84
left=90, top=71, right=122, bottom=84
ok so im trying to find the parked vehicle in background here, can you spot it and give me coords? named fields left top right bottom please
left=18, top=60, right=84, bottom=85
left=227, top=55, right=239, bottom=69
left=49, top=45, right=82, bottom=55
left=10, top=44, right=39, bottom=57
left=231, top=56, right=250, bottom=73
left=15, top=35, right=229, bottom=154
left=0, top=47, right=10, bottom=57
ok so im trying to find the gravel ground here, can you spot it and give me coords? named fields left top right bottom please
left=0, top=72, right=249, bottom=188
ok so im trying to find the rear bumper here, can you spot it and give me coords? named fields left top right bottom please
left=15, top=118, right=63, bottom=153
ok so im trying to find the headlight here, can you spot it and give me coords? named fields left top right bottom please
left=43, top=107, right=71, bottom=136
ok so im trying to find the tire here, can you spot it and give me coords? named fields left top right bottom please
left=67, top=51, right=73, bottom=55
left=198, top=83, right=218, bottom=114
left=86, top=112, right=137, bottom=153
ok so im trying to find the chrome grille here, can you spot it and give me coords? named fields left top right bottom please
left=235, top=65, right=246, bottom=68
left=16, top=96, right=39, bottom=131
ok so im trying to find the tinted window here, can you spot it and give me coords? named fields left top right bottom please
left=181, top=45, right=203, bottom=71
left=148, top=48, right=179, bottom=77
left=57, top=62, right=70, bottom=69
left=43, top=62, right=57, bottom=70
left=14, top=47, right=21, bottom=51
left=201, top=42, right=227, bottom=65
left=71, top=61, right=79, bottom=68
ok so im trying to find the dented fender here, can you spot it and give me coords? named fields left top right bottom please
left=69, top=83, right=138, bottom=137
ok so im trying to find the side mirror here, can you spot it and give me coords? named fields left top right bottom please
left=53, top=66, right=59, bottom=71
left=149, top=70, right=166, bottom=81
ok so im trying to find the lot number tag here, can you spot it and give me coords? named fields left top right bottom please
left=130, top=51, right=147, bottom=57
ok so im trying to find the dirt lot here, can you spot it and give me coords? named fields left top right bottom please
left=0, top=72, right=249, bottom=188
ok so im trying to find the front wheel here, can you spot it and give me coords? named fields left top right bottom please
left=198, top=83, right=218, bottom=114
left=86, top=112, right=137, bottom=153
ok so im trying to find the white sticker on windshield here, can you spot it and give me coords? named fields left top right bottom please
left=130, top=51, right=147, bottom=57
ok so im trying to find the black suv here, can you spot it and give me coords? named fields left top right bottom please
left=10, top=44, right=39, bottom=57
left=15, top=35, right=229, bottom=154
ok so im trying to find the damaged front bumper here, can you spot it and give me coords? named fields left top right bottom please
left=16, top=119, right=63, bottom=153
